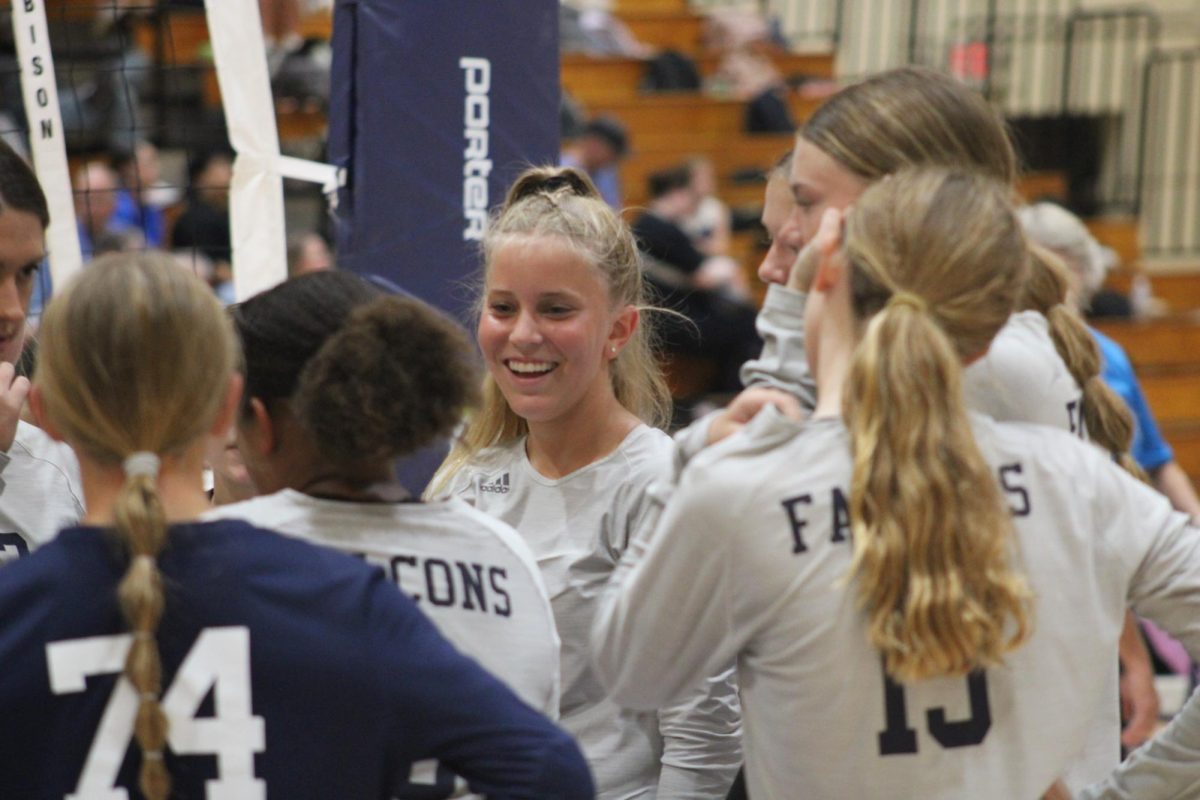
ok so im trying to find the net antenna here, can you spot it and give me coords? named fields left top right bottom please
left=11, top=0, right=82, bottom=286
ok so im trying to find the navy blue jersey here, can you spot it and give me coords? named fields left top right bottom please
left=0, top=520, right=593, bottom=799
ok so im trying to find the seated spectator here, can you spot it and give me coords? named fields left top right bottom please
left=682, top=156, right=732, bottom=257
left=633, top=165, right=747, bottom=299
left=561, top=116, right=629, bottom=209
left=716, top=49, right=795, bottom=132
left=286, top=230, right=334, bottom=278
left=171, top=149, right=234, bottom=300
left=111, top=140, right=166, bottom=248
left=74, top=161, right=142, bottom=261
left=559, top=0, right=655, bottom=57
left=632, top=165, right=759, bottom=394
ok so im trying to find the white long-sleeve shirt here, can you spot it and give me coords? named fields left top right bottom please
left=735, top=287, right=1121, bottom=790
left=964, top=309, right=1086, bottom=436
left=443, top=424, right=742, bottom=799
left=593, top=408, right=1200, bottom=800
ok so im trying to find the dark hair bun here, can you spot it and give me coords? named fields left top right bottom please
left=294, top=295, right=480, bottom=463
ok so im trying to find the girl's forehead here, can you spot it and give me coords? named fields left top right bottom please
left=487, top=235, right=603, bottom=284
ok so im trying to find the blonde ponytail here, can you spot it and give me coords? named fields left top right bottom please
left=841, top=168, right=1033, bottom=681
left=1021, top=246, right=1144, bottom=479
left=845, top=301, right=1031, bottom=681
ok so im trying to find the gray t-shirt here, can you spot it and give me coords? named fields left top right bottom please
left=444, top=425, right=741, bottom=799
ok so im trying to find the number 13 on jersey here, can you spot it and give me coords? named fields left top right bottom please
left=878, top=666, right=991, bottom=755
left=46, top=626, right=266, bottom=799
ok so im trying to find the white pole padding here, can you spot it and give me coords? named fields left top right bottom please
left=204, top=0, right=287, bottom=301
left=11, top=0, right=82, bottom=286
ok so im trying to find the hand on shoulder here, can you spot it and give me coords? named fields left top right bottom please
left=708, top=386, right=805, bottom=446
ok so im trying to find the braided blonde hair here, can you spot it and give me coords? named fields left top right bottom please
left=36, top=252, right=237, bottom=798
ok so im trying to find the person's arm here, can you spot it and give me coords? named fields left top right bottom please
left=738, top=282, right=816, bottom=409
left=655, top=666, right=743, bottom=799
left=592, top=451, right=746, bottom=710
left=1075, top=461, right=1200, bottom=799
left=1118, top=610, right=1160, bottom=750
left=1076, top=697, right=1200, bottom=800
left=372, top=576, right=594, bottom=799
left=738, top=211, right=840, bottom=409
left=1151, top=461, right=1200, bottom=522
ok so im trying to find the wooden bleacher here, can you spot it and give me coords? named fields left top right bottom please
left=129, top=8, right=333, bottom=143
left=621, top=11, right=707, bottom=54
left=1095, top=315, right=1200, bottom=488
left=562, top=51, right=834, bottom=104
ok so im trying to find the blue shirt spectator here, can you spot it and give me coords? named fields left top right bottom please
left=1093, top=327, right=1173, bottom=473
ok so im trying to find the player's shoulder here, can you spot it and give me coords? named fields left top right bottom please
left=204, top=489, right=310, bottom=529
left=0, top=527, right=85, bottom=604
left=9, top=421, right=81, bottom=481
left=420, top=496, right=544, bottom=572
left=973, top=413, right=1111, bottom=478
left=695, top=406, right=833, bottom=471
left=463, top=438, right=525, bottom=480
left=684, top=407, right=832, bottom=507
left=979, top=311, right=1057, bottom=370
left=612, top=424, right=674, bottom=473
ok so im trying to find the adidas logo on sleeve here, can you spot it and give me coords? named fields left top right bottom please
left=480, top=474, right=511, bottom=494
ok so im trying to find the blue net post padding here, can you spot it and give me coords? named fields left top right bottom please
left=328, top=0, right=560, bottom=320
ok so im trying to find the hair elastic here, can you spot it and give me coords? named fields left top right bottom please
left=123, top=452, right=161, bottom=479
left=142, top=750, right=164, bottom=761
left=887, top=291, right=928, bottom=314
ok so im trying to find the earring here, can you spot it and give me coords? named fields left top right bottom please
left=611, top=346, right=618, bottom=356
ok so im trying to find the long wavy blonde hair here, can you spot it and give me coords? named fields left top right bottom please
left=840, top=168, right=1034, bottom=681
left=430, top=166, right=670, bottom=494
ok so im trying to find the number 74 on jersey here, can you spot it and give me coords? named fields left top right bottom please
left=46, top=626, right=266, bottom=800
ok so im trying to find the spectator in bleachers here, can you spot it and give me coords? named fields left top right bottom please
left=286, top=230, right=334, bottom=278
left=633, top=165, right=747, bottom=300
left=559, top=0, right=655, bottom=58
left=681, top=156, right=732, bottom=258
left=171, top=149, right=234, bottom=300
left=561, top=116, right=629, bottom=209
left=74, top=161, right=142, bottom=261
left=633, top=165, right=758, bottom=393
left=111, top=141, right=166, bottom=249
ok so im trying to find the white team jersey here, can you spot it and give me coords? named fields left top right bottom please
left=593, top=408, right=1200, bottom=800
left=0, top=421, right=84, bottom=564
left=965, top=310, right=1086, bottom=437
left=206, top=489, right=560, bottom=717
left=443, top=425, right=742, bottom=799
